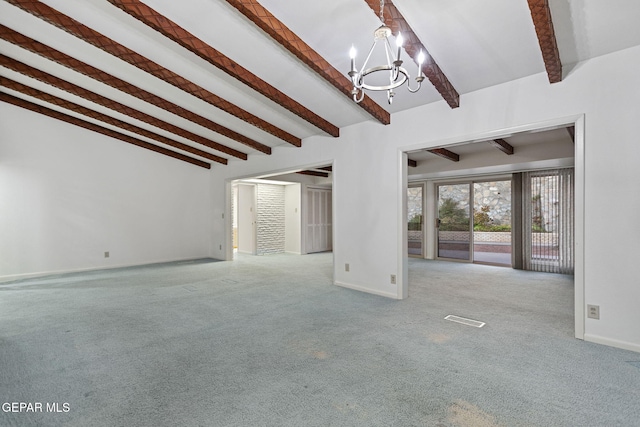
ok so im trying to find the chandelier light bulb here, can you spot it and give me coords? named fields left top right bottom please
left=396, top=32, right=403, bottom=61
left=416, top=50, right=426, bottom=81
left=349, top=45, right=357, bottom=73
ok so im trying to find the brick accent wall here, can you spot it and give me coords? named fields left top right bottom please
left=256, top=184, right=285, bottom=255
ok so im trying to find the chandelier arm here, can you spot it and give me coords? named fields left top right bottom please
left=406, top=79, right=422, bottom=93
left=391, top=67, right=399, bottom=85
left=383, top=37, right=403, bottom=83
left=361, top=40, right=378, bottom=74
left=353, top=88, right=366, bottom=103
left=383, top=37, right=394, bottom=67
left=359, top=65, right=408, bottom=91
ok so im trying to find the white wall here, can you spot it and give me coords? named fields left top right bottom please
left=210, top=45, right=640, bottom=353
left=0, top=103, right=211, bottom=280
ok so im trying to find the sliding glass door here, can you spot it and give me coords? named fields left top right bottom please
left=472, top=181, right=512, bottom=266
left=436, top=180, right=512, bottom=265
left=437, top=184, right=472, bottom=260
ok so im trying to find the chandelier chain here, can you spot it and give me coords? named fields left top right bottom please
left=379, top=0, right=385, bottom=24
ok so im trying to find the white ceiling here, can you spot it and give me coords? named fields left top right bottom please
left=406, top=126, right=574, bottom=163
left=1, top=0, right=639, bottom=166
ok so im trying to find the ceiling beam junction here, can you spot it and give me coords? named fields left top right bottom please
left=0, top=54, right=247, bottom=160
left=0, top=76, right=227, bottom=164
left=0, top=91, right=210, bottom=168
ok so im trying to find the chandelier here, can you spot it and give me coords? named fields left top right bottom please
left=348, top=0, right=425, bottom=104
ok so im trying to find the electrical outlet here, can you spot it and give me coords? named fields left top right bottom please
left=104, top=251, right=109, bottom=258
left=390, top=274, right=396, bottom=284
left=587, top=304, right=600, bottom=320
left=345, top=263, right=350, bottom=272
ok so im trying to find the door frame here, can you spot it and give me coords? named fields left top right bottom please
left=236, top=183, right=257, bottom=255
left=434, top=178, right=513, bottom=265
left=399, top=114, right=585, bottom=340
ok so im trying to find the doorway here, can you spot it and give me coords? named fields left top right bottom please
left=436, top=180, right=512, bottom=266
left=231, top=170, right=333, bottom=258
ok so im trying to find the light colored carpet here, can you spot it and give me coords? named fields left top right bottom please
left=1, top=253, right=639, bottom=426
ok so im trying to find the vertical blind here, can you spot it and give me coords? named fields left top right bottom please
left=522, top=168, right=574, bottom=274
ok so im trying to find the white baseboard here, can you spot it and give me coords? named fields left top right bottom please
left=334, top=280, right=399, bottom=299
left=0, top=256, right=215, bottom=283
left=584, top=334, right=640, bottom=354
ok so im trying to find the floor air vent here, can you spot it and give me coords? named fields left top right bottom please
left=444, top=315, right=486, bottom=328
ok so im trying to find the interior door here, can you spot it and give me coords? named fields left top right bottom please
left=437, top=183, right=472, bottom=261
left=306, top=188, right=332, bottom=253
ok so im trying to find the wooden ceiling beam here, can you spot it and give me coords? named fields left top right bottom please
left=318, top=166, right=333, bottom=172
left=489, top=138, right=514, bottom=155
left=0, top=24, right=271, bottom=155
left=364, top=0, right=460, bottom=108
left=107, top=0, right=340, bottom=137
left=0, top=54, right=247, bottom=160
left=527, top=0, right=562, bottom=83
left=0, top=91, right=210, bottom=169
left=222, top=0, right=390, bottom=125
left=408, top=159, right=417, bottom=168
left=4, top=0, right=302, bottom=147
left=0, top=76, right=227, bottom=164
left=297, top=170, right=330, bottom=178
left=428, top=148, right=460, bottom=162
